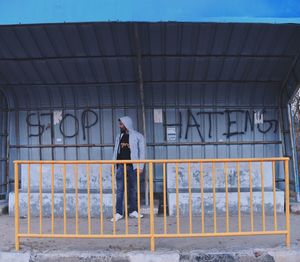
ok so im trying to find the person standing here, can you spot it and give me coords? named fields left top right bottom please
left=111, top=116, right=145, bottom=222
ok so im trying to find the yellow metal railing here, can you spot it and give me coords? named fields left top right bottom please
left=14, top=158, right=290, bottom=251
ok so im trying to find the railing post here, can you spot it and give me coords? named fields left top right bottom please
left=14, top=162, right=20, bottom=250
left=149, top=162, right=155, bottom=251
left=285, top=159, right=290, bottom=247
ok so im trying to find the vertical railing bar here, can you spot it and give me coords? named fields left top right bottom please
left=272, top=161, right=277, bottom=231
left=261, top=161, right=266, bottom=231
left=15, top=162, right=20, bottom=250
left=249, top=162, right=254, bottom=232
left=176, top=162, right=180, bottom=234
left=87, top=164, right=91, bottom=235
left=163, top=162, right=167, bottom=234
left=111, top=165, right=116, bottom=235
left=27, top=164, right=31, bottom=234
left=124, top=163, right=128, bottom=235
left=51, top=164, right=55, bottom=235
left=212, top=162, right=217, bottom=233
left=137, top=163, right=141, bottom=235
left=225, top=162, right=229, bottom=233
left=188, top=162, right=192, bottom=234
left=285, top=159, right=290, bottom=247
left=63, top=164, right=66, bottom=234
left=237, top=162, right=241, bottom=232
left=39, top=163, right=43, bottom=235
left=149, top=162, right=155, bottom=251
left=200, top=162, right=204, bottom=233
left=75, top=165, right=78, bottom=235
left=99, top=164, right=104, bottom=235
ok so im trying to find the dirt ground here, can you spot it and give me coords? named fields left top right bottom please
left=1, top=213, right=299, bottom=252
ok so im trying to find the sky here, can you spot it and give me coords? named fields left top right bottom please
left=0, top=0, right=300, bottom=25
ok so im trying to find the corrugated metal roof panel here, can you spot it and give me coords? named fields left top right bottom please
left=0, top=21, right=299, bottom=107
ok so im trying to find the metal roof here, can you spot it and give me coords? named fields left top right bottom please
left=0, top=22, right=300, bottom=108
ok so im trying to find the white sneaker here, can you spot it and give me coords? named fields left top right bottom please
left=129, top=211, right=144, bottom=219
left=110, top=213, right=123, bottom=222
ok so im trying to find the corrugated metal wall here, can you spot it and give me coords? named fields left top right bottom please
left=3, top=83, right=283, bottom=192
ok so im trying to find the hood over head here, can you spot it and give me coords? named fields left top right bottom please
left=119, top=116, right=134, bottom=131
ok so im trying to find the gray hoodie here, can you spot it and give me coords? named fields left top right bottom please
left=112, top=116, right=146, bottom=170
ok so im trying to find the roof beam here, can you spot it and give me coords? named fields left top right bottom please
left=1, top=79, right=281, bottom=87
left=0, top=54, right=294, bottom=62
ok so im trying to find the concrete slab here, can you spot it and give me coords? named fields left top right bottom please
left=9, top=192, right=115, bottom=217
left=167, top=162, right=285, bottom=216
left=9, top=193, right=160, bottom=217
left=10, top=164, right=160, bottom=217
left=167, top=191, right=284, bottom=216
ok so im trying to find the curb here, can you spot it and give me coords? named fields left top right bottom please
left=2, top=248, right=300, bottom=262
left=0, top=252, right=30, bottom=262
